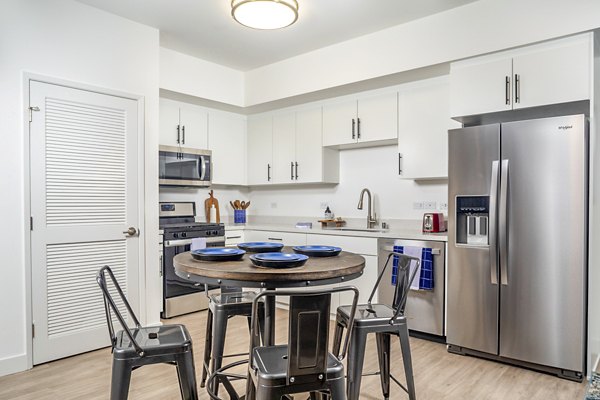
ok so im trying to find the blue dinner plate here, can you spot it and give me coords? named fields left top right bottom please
left=293, top=245, right=342, bottom=257
left=237, top=241, right=284, bottom=253
left=191, top=248, right=245, bottom=262
left=249, top=252, right=308, bottom=268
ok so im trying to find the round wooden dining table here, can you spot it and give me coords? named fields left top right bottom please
left=173, top=246, right=365, bottom=346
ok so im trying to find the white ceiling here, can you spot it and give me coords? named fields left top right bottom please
left=76, top=0, right=478, bottom=71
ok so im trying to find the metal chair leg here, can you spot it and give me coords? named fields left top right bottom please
left=210, top=309, right=229, bottom=397
left=332, top=319, right=345, bottom=356
left=328, top=376, right=347, bottom=400
left=201, top=308, right=213, bottom=388
left=346, top=328, right=367, bottom=400
left=376, top=333, right=391, bottom=400
left=398, top=324, right=417, bottom=400
left=110, top=359, right=132, bottom=400
left=176, top=351, right=199, bottom=400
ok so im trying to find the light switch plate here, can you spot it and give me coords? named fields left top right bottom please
left=413, top=202, right=423, bottom=210
left=423, top=201, right=437, bottom=210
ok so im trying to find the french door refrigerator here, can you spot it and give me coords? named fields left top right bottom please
left=447, top=114, right=587, bottom=381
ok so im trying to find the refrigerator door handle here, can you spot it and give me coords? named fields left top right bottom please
left=499, top=159, right=509, bottom=285
left=489, top=160, right=500, bottom=285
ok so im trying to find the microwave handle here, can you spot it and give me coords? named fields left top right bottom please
left=199, top=156, right=207, bottom=180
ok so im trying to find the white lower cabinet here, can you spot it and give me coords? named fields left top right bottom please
left=309, top=234, right=379, bottom=313
left=224, top=229, right=245, bottom=246
left=243, top=230, right=307, bottom=246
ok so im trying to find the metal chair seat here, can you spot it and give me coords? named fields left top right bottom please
left=209, top=291, right=258, bottom=306
left=337, top=304, right=407, bottom=328
left=113, top=325, right=192, bottom=360
left=252, top=345, right=344, bottom=383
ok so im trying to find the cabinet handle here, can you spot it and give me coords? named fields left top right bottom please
left=226, top=235, right=242, bottom=239
left=177, top=124, right=181, bottom=144
left=291, top=161, right=294, bottom=180
left=514, top=74, right=520, bottom=104
left=398, top=153, right=403, bottom=175
left=352, top=118, right=356, bottom=139
left=357, top=117, right=361, bottom=139
left=295, top=162, right=299, bottom=180
left=505, top=76, right=510, bottom=105
left=267, top=237, right=283, bottom=241
left=267, top=163, right=271, bottom=181
left=182, top=125, right=186, bottom=144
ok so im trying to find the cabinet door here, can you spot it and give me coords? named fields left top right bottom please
left=159, top=98, right=181, bottom=146
left=272, top=112, right=296, bottom=184
left=295, top=107, right=323, bottom=183
left=398, top=77, right=461, bottom=179
left=357, top=92, right=398, bottom=143
left=225, top=230, right=245, bottom=246
left=244, top=230, right=307, bottom=246
left=247, top=116, right=273, bottom=185
left=339, top=255, right=378, bottom=306
left=322, top=100, right=357, bottom=147
left=512, top=38, right=590, bottom=109
left=450, top=57, right=513, bottom=117
left=208, top=111, right=246, bottom=185
left=180, top=103, right=208, bottom=149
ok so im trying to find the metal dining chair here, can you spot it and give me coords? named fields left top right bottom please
left=243, top=287, right=360, bottom=400
left=201, top=286, right=264, bottom=397
left=332, top=253, right=421, bottom=400
left=96, top=266, right=199, bottom=400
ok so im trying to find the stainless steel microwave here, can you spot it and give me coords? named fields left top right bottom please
left=159, top=145, right=212, bottom=187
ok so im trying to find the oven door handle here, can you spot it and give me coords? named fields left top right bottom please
left=164, top=237, right=224, bottom=247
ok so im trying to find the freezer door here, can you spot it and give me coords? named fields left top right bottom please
left=447, top=124, right=500, bottom=354
left=499, top=115, right=586, bottom=373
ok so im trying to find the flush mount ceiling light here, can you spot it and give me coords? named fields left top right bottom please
left=231, top=0, right=299, bottom=30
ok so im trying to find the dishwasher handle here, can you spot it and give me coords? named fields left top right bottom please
left=381, top=246, right=441, bottom=255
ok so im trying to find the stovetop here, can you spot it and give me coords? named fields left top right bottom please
left=161, top=222, right=223, bottom=230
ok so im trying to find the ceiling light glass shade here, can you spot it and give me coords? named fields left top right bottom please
left=231, top=0, right=299, bottom=30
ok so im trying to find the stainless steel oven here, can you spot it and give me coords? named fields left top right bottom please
left=160, top=202, right=223, bottom=318
left=159, top=145, right=212, bottom=187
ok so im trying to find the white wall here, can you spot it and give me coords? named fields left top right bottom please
left=0, top=0, right=159, bottom=376
left=249, top=146, right=447, bottom=222
left=160, top=47, right=245, bottom=107
left=245, top=0, right=600, bottom=105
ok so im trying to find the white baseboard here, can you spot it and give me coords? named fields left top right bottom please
left=0, top=353, right=29, bottom=377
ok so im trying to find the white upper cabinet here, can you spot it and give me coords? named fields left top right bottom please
left=322, top=100, right=357, bottom=147
left=398, top=77, right=461, bottom=180
left=208, top=111, right=246, bottom=186
left=249, top=107, right=339, bottom=186
left=450, top=57, right=513, bottom=117
left=450, top=33, right=591, bottom=118
left=323, top=92, right=398, bottom=148
left=295, top=107, right=338, bottom=183
left=511, top=38, right=590, bottom=110
left=272, top=112, right=296, bottom=183
left=159, top=98, right=208, bottom=149
left=247, top=115, right=273, bottom=185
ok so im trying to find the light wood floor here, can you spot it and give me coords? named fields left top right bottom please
left=0, top=309, right=587, bottom=399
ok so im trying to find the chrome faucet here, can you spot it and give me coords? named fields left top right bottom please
left=357, top=188, right=377, bottom=229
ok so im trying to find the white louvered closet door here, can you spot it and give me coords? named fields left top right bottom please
left=30, top=81, right=140, bottom=364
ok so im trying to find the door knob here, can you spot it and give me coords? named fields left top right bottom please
left=123, top=227, right=138, bottom=237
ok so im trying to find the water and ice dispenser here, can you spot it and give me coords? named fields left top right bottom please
left=456, top=196, right=489, bottom=246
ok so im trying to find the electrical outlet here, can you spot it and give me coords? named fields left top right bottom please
left=423, top=201, right=436, bottom=210
left=320, top=202, right=328, bottom=209
left=270, top=202, right=277, bottom=209
left=439, top=202, right=448, bottom=211
left=413, top=202, right=423, bottom=210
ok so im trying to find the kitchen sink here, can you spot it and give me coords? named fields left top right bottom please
left=325, top=227, right=389, bottom=233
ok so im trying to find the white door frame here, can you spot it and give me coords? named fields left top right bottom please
left=22, top=72, right=146, bottom=369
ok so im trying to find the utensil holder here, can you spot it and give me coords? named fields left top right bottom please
left=234, top=209, right=246, bottom=224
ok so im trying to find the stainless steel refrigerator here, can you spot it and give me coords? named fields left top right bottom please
left=447, top=114, right=587, bottom=380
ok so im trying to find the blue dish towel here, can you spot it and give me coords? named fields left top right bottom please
left=392, top=245, right=434, bottom=291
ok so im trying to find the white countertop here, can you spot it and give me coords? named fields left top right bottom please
left=224, top=222, right=447, bottom=242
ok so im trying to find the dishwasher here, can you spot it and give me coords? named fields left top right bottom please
left=378, top=238, right=446, bottom=338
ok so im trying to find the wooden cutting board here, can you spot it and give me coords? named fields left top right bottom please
left=204, top=190, right=220, bottom=223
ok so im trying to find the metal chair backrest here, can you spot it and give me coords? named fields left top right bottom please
left=366, top=252, right=420, bottom=322
left=96, top=266, right=143, bottom=356
left=250, top=287, right=359, bottom=385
